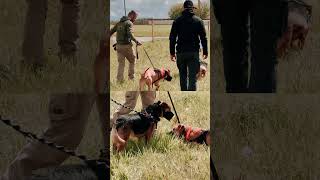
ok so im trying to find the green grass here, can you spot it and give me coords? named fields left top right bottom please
left=110, top=39, right=211, bottom=91
left=213, top=95, right=320, bottom=179
left=110, top=91, right=210, bottom=180
left=0, top=94, right=104, bottom=174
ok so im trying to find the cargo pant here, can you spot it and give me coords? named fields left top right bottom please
left=22, top=0, right=80, bottom=64
left=0, top=94, right=108, bottom=180
left=212, top=0, right=288, bottom=93
left=111, top=91, right=156, bottom=127
left=176, top=52, right=200, bottom=91
left=116, top=44, right=136, bottom=81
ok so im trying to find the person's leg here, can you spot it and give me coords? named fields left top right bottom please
left=58, top=0, right=80, bottom=63
left=213, top=0, right=250, bottom=93
left=176, top=53, right=188, bottom=91
left=187, top=52, right=200, bottom=91
left=249, top=1, right=288, bottom=93
left=1, top=94, right=95, bottom=180
left=95, top=94, right=109, bottom=160
left=22, top=0, right=48, bottom=69
left=125, top=45, right=136, bottom=80
left=140, top=91, right=156, bottom=110
left=110, top=91, right=139, bottom=127
left=116, top=45, right=126, bottom=82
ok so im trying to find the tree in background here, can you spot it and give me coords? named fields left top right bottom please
left=168, top=2, right=210, bottom=20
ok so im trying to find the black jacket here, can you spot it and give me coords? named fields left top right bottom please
left=169, top=10, right=208, bottom=56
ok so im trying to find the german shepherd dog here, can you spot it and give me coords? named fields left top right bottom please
left=277, top=1, right=312, bottom=57
left=139, top=67, right=172, bottom=91
left=111, top=101, right=174, bottom=152
left=30, top=160, right=108, bottom=180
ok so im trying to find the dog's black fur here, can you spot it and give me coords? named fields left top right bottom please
left=31, top=160, right=108, bottom=180
left=115, top=101, right=170, bottom=135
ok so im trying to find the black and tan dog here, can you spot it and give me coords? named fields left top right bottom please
left=112, top=101, right=174, bottom=152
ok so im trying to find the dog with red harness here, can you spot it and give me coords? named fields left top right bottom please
left=139, top=67, right=172, bottom=91
left=170, top=124, right=210, bottom=146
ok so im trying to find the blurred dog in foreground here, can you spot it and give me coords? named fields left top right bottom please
left=277, top=0, right=312, bottom=57
left=112, top=101, right=174, bottom=152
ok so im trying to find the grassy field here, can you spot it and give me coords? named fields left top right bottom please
left=213, top=95, right=320, bottom=179
left=110, top=24, right=210, bottom=37
left=211, top=1, right=320, bottom=93
left=0, top=0, right=107, bottom=93
left=110, top=91, right=210, bottom=180
left=110, top=39, right=211, bottom=91
left=0, top=94, right=104, bottom=175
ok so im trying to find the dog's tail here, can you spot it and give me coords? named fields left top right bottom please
left=111, top=128, right=126, bottom=150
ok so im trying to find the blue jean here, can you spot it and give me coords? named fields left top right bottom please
left=176, top=52, right=200, bottom=91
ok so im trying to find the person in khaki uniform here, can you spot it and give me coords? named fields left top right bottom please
left=110, top=10, right=142, bottom=82
left=0, top=94, right=108, bottom=180
left=22, top=0, right=80, bottom=73
left=111, top=91, right=156, bottom=128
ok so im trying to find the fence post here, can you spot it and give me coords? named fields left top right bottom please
left=152, top=18, right=154, bottom=42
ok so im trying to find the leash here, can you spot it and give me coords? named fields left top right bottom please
left=167, top=91, right=180, bottom=124
left=142, top=46, right=156, bottom=69
left=210, top=156, right=219, bottom=180
left=111, top=98, right=153, bottom=119
left=0, top=116, right=109, bottom=169
left=136, top=44, right=139, bottom=60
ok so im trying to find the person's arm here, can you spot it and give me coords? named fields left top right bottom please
left=169, top=20, right=178, bottom=61
left=127, top=22, right=141, bottom=45
left=110, top=23, right=117, bottom=37
left=199, top=20, right=208, bottom=59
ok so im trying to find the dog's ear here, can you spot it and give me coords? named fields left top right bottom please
left=156, top=101, right=161, bottom=105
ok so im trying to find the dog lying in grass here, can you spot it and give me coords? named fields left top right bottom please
left=277, top=0, right=312, bottom=57
left=111, top=101, right=174, bottom=152
left=197, top=61, right=208, bottom=80
left=139, top=67, right=172, bottom=91
left=170, top=124, right=210, bottom=146
left=30, top=160, right=108, bottom=180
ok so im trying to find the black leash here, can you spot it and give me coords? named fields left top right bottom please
left=111, top=98, right=153, bottom=119
left=167, top=91, right=180, bottom=124
left=142, top=46, right=156, bottom=69
left=0, top=116, right=109, bottom=169
left=211, top=157, right=219, bottom=180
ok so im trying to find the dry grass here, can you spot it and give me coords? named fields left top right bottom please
left=110, top=39, right=211, bottom=91
left=0, top=94, right=104, bottom=174
left=211, top=1, right=320, bottom=93
left=110, top=91, right=210, bottom=180
left=0, top=0, right=107, bottom=93
left=213, top=95, right=320, bottom=179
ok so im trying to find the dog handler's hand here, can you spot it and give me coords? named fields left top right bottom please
left=170, top=54, right=176, bottom=62
left=136, top=41, right=142, bottom=46
left=203, top=54, right=208, bottom=60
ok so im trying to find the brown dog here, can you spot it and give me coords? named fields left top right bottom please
left=196, top=61, right=208, bottom=80
left=277, top=1, right=312, bottom=57
left=139, top=67, right=172, bottom=91
left=171, top=124, right=210, bottom=146
left=112, top=101, right=174, bottom=152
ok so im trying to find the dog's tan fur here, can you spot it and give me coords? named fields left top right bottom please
left=112, top=102, right=171, bottom=152
left=139, top=67, right=170, bottom=91
left=196, top=62, right=208, bottom=80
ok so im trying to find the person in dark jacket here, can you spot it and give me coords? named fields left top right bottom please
left=212, top=0, right=288, bottom=93
left=169, top=0, right=208, bottom=91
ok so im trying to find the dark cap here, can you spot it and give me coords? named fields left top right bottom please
left=183, top=0, right=196, bottom=9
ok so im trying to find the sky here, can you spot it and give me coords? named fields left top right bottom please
left=110, top=0, right=209, bottom=20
